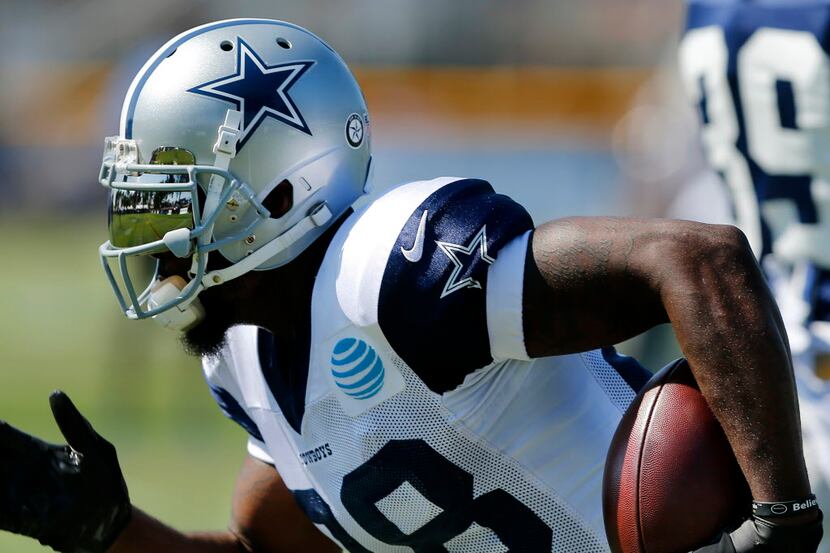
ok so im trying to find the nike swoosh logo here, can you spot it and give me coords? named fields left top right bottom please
left=401, top=210, right=429, bottom=263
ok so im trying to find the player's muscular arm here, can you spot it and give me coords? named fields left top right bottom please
left=110, top=456, right=339, bottom=553
left=524, top=217, right=812, bottom=507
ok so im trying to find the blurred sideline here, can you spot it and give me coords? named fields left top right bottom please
left=3, top=65, right=651, bottom=147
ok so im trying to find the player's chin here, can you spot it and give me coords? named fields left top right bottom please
left=180, top=316, right=230, bottom=358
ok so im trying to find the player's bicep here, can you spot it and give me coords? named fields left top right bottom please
left=520, top=217, right=675, bottom=357
left=230, top=455, right=340, bottom=553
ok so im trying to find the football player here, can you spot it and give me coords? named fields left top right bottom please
left=0, top=19, right=823, bottom=553
left=679, top=0, right=830, bottom=550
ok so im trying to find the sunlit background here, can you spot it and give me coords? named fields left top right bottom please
left=0, top=1, right=712, bottom=550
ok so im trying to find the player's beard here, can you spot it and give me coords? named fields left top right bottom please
left=178, top=289, right=233, bottom=358
left=180, top=316, right=229, bottom=358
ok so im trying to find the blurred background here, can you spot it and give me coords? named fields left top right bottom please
left=0, top=0, right=714, bottom=549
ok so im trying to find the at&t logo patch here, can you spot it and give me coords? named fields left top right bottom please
left=330, top=338, right=385, bottom=399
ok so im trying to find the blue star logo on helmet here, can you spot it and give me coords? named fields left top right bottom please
left=330, top=338, right=385, bottom=400
left=188, top=37, right=314, bottom=149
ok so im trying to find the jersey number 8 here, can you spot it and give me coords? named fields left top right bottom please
left=295, top=439, right=553, bottom=551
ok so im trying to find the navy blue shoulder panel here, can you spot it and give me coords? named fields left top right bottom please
left=686, top=0, right=830, bottom=54
left=378, top=179, right=533, bottom=393
left=208, top=385, right=263, bottom=442
left=257, top=328, right=309, bottom=435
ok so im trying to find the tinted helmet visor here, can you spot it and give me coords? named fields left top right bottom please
left=107, top=147, right=197, bottom=248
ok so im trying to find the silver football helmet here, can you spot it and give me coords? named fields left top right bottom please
left=99, top=19, right=371, bottom=330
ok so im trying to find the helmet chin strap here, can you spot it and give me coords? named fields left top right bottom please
left=196, top=108, right=336, bottom=289
left=149, top=201, right=331, bottom=331
left=198, top=107, right=334, bottom=288
left=200, top=202, right=332, bottom=288
left=189, top=109, right=243, bottom=277
left=148, top=197, right=332, bottom=332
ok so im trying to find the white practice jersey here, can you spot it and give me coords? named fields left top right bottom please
left=202, top=177, right=650, bottom=552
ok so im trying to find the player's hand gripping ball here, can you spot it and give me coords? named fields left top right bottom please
left=0, top=391, right=131, bottom=552
left=603, top=359, right=750, bottom=553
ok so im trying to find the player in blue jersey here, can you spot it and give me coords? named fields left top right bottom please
left=0, top=18, right=824, bottom=553
left=679, top=0, right=830, bottom=550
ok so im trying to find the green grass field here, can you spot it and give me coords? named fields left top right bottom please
left=0, top=216, right=247, bottom=551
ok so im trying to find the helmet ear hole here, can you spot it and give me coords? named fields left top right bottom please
left=262, top=180, right=294, bottom=219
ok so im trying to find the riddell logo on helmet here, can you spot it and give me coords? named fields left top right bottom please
left=345, top=113, right=365, bottom=148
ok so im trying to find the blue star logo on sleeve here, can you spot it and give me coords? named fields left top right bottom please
left=435, top=226, right=495, bottom=298
left=188, top=37, right=314, bottom=150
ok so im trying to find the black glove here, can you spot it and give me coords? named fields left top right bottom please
left=0, top=391, right=131, bottom=552
left=692, top=513, right=824, bottom=553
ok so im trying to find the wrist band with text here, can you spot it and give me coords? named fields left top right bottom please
left=752, top=495, right=819, bottom=518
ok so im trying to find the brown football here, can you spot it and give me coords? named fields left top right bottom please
left=603, top=358, right=750, bottom=553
